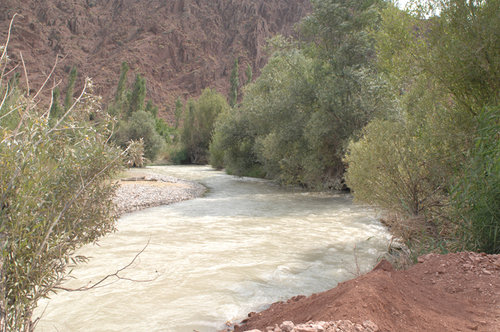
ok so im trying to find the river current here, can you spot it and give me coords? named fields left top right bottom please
left=36, top=166, right=391, bottom=332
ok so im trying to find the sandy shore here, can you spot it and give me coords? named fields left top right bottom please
left=113, top=168, right=206, bottom=215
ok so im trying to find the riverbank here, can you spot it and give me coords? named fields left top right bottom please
left=233, top=252, right=500, bottom=332
left=109, top=167, right=499, bottom=331
left=113, top=167, right=206, bottom=215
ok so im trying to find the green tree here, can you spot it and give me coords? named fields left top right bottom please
left=114, top=110, right=165, bottom=161
left=127, top=74, right=146, bottom=117
left=229, top=58, right=239, bottom=107
left=174, top=97, right=183, bottom=129
left=421, top=0, right=499, bottom=115
left=210, top=0, right=386, bottom=188
left=452, top=107, right=500, bottom=253
left=49, top=87, right=63, bottom=120
left=115, top=62, right=129, bottom=104
left=181, top=88, right=230, bottom=164
left=346, top=0, right=500, bottom=254
left=145, top=100, right=158, bottom=118
left=64, top=66, right=78, bottom=110
left=245, top=63, right=253, bottom=85
left=0, top=75, right=122, bottom=331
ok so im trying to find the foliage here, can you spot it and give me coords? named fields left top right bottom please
left=125, top=138, right=146, bottom=168
left=345, top=116, right=449, bottom=217
left=145, top=100, right=158, bottom=118
left=245, top=63, right=253, bottom=85
left=108, top=64, right=170, bottom=163
left=114, top=110, right=165, bottom=161
left=181, top=88, right=229, bottom=164
left=155, top=117, right=174, bottom=143
left=452, top=107, right=500, bottom=253
left=49, top=87, right=63, bottom=120
left=63, top=66, right=78, bottom=111
left=0, top=68, right=123, bottom=330
left=174, top=97, right=183, bottom=129
left=346, top=0, right=499, bottom=254
left=210, top=104, right=260, bottom=174
left=115, top=62, right=129, bottom=105
left=229, top=58, right=239, bottom=107
left=127, top=74, right=146, bottom=118
left=210, top=0, right=387, bottom=188
left=420, top=0, right=499, bottom=115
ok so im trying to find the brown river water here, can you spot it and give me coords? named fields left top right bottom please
left=35, top=166, right=391, bottom=332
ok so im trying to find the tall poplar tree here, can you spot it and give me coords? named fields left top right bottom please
left=229, top=58, right=239, bottom=107
left=127, top=74, right=146, bottom=117
left=64, top=66, right=78, bottom=110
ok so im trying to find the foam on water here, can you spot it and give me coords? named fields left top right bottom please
left=36, top=166, right=390, bottom=332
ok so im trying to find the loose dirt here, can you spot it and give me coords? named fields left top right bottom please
left=234, top=252, right=500, bottom=332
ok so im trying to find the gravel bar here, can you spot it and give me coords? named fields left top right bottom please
left=113, top=168, right=206, bottom=216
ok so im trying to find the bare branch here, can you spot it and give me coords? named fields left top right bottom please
left=19, top=51, right=29, bottom=96
left=0, top=85, right=9, bottom=114
left=47, top=76, right=87, bottom=134
left=31, top=54, right=62, bottom=103
left=53, top=240, right=158, bottom=292
left=0, top=14, right=19, bottom=86
left=3, top=63, right=20, bottom=77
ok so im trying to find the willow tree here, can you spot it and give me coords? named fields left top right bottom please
left=210, top=0, right=387, bottom=188
left=0, top=76, right=123, bottom=330
left=345, top=0, right=500, bottom=253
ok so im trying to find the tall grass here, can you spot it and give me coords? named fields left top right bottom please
left=452, top=107, right=500, bottom=254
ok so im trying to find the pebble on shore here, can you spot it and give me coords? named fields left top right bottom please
left=242, top=320, right=379, bottom=332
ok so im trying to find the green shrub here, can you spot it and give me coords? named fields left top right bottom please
left=114, top=110, right=165, bottom=161
left=452, top=107, right=500, bottom=253
left=0, top=73, right=122, bottom=330
left=125, top=138, right=146, bottom=168
left=181, top=88, right=230, bottom=164
left=345, top=119, right=441, bottom=216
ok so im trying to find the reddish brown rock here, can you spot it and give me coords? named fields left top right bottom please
left=0, top=0, right=311, bottom=122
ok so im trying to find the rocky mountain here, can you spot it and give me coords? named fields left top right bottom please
left=0, top=0, right=311, bottom=121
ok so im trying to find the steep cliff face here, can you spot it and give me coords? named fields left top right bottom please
left=0, top=0, right=311, bottom=120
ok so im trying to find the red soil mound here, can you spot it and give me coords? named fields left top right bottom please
left=234, top=252, right=500, bottom=332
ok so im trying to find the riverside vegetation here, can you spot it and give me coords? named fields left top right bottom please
left=206, top=0, right=499, bottom=256
left=0, top=0, right=499, bottom=330
left=0, top=19, right=124, bottom=330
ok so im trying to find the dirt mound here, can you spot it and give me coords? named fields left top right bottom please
left=243, top=320, right=380, bottom=332
left=0, top=0, right=311, bottom=122
left=234, top=252, right=500, bottom=332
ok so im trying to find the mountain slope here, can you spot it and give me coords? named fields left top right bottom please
left=0, top=0, right=311, bottom=120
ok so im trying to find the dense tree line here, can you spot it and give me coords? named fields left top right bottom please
left=208, top=0, right=499, bottom=254
left=107, top=62, right=170, bottom=163
left=210, top=0, right=388, bottom=188
left=346, top=0, right=499, bottom=254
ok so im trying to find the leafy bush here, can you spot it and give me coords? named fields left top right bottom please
left=346, top=0, right=499, bottom=255
left=180, top=88, right=230, bottom=164
left=125, top=138, right=146, bottom=168
left=452, top=107, right=500, bottom=253
left=209, top=0, right=388, bottom=187
left=0, top=71, right=122, bottom=330
left=209, top=106, right=260, bottom=175
left=108, top=64, right=172, bottom=164
left=114, top=110, right=165, bottom=161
